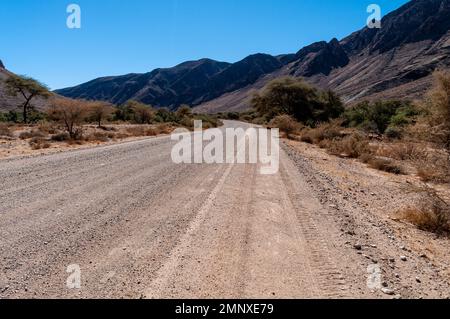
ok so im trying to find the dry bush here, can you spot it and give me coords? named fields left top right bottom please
left=67, top=139, right=85, bottom=146
left=115, top=132, right=130, bottom=139
left=399, top=185, right=450, bottom=235
left=300, top=121, right=342, bottom=144
left=269, top=115, right=300, bottom=139
left=29, top=137, right=51, bottom=150
left=378, top=142, right=425, bottom=161
left=145, top=128, right=159, bottom=136
left=157, top=124, right=173, bottom=135
left=19, top=129, right=47, bottom=140
left=0, top=123, right=13, bottom=137
left=425, top=71, right=450, bottom=151
left=88, top=101, right=115, bottom=127
left=416, top=158, right=450, bottom=183
left=326, top=133, right=372, bottom=159
left=51, top=132, right=70, bottom=142
left=38, top=121, right=58, bottom=134
left=300, top=135, right=314, bottom=144
left=85, top=131, right=110, bottom=142
left=126, top=126, right=146, bottom=136
left=366, top=158, right=404, bottom=175
left=124, top=125, right=172, bottom=137
left=48, top=98, right=89, bottom=139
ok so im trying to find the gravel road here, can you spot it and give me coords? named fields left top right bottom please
left=1, top=121, right=442, bottom=299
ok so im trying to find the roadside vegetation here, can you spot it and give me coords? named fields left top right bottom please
left=0, top=75, right=221, bottom=154
left=239, top=74, right=450, bottom=236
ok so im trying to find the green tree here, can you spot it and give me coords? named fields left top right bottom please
left=251, top=77, right=343, bottom=125
left=155, top=108, right=177, bottom=123
left=176, top=105, right=192, bottom=119
left=5, top=75, right=51, bottom=124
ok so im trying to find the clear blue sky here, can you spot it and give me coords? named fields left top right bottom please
left=1, top=0, right=409, bottom=90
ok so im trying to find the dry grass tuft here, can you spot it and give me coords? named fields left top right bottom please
left=269, top=115, right=301, bottom=139
left=399, top=185, right=450, bottom=235
left=85, top=131, right=111, bottom=142
left=378, top=142, right=424, bottom=161
left=19, top=129, right=47, bottom=140
left=325, top=133, right=372, bottom=159
left=300, top=121, right=342, bottom=144
left=157, top=124, right=173, bottom=135
left=366, top=158, right=404, bottom=175
left=29, top=137, right=51, bottom=150
left=0, top=123, right=13, bottom=137
left=125, top=126, right=146, bottom=137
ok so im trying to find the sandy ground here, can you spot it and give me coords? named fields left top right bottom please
left=0, top=121, right=449, bottom=299
left=284, top=140, right=450, bottom=299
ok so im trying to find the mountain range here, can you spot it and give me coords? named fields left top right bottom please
left=2, top=0, right=450, bottom=113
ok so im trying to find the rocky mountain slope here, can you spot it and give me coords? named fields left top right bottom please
left=197, top=0, right=450, bottom=112
left=0, top=62, right=20, bottom=112
left=39, top=0, right=450, bottom=111
left=0, top=62, right=50, bottom=112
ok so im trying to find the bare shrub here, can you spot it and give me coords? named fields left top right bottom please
left=38, top=121, right=58, bottom=135
left=425, top=71, right=450, bottom=151
left=19, top=130, right=46, bottom=140
left=145, top=128, right=158, bottom=136
left=115, top=132, right=130, bottom=139
left=378, top=142, right=424, bottom=161
left=48, top=98, right=89, bottom=139
left=300, top=135, right=313, bottom=144
left=300, top=121, right=342, bottom=144
left=0, top=123, right=13, bottom=137
left=51, top=132, right=70, bottom=142
left=29, top=137, right=51, bottom=150
left=126, top=126, right=146, bottom=137
left=399, top=185, right=450, bottom=235
left=88, top=101, right=115, bottom=127
left=326, top=133, right=372, bottom=159
left=416, top=159, right=450, bottom=183
left=157, top=124, right=173, bottom=135
left=367, top=158, right=404, bottom=175
left=85, top=131, right=110, bottom=142
left=269, top=115, right=300, bottom=139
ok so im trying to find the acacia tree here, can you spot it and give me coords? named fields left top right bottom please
left=48, top=98, right=89, bottom=139
left=5, top=75, right=51, bottom=123
left=88, top=101, right=115, bottom=128
left=124, top=100, right=155, bottom=124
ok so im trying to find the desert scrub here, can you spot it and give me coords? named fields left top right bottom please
left=325, top=132, right=372, bottom=159
left=19, top=129, right=47, bottom=140
left=29, top=137, right=51, bottom=150
left=51, top=132, right=71, bottom=142
left=269, top=115, right=300, bottom=139
left=300, top=121, right=343, bottom=144
left=366, top=158, right=404, bottom=175
left=0, top=123, right=13, bottom=137
left=399, top=185, right=450, bottom=236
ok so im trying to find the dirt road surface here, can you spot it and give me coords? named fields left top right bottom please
left=0, top=121, right=448, bottom=299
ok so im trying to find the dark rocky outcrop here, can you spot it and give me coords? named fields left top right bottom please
left=289, top=38, right=349, bottom=77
